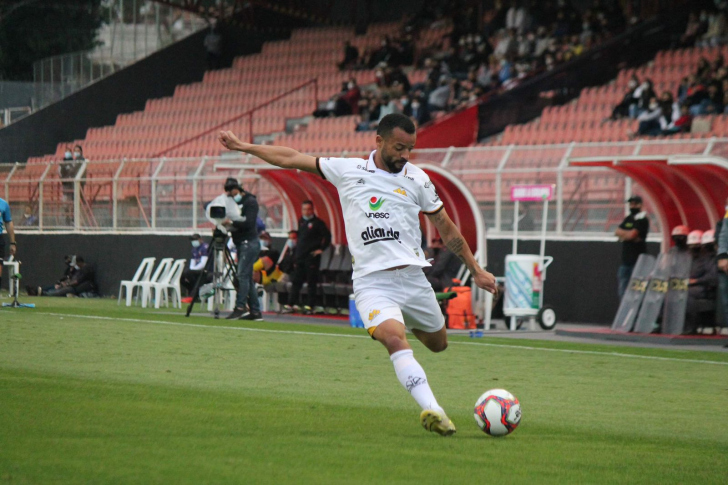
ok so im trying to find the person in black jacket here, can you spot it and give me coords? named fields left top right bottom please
left=221, top=178, right=263, bottom=321
left=42, top=256, right=97, bottom=297
left=282, top=200, right=331, bottom=314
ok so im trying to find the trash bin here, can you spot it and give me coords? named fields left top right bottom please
left=349, top=294, right=364, bottom=328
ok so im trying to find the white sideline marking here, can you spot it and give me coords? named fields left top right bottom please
left=29, top=312, right=728, bottom=367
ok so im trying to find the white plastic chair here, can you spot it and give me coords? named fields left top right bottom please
left=117, top=257, right=156, bottom=307
left=139, top=258, right=173, bottom=308
left=150, top=259, right=187, bottom=309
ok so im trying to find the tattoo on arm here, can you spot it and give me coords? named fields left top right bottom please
left=446, top=237, right=470, bottom=266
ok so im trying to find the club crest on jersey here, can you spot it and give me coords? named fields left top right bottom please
left=368, top=309, right=380, bottom=321
left=368, top=197, right=385, bottom=211
left=393, top=187, right=407, bottom=197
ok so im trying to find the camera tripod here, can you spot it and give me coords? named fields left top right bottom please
left=185, top=232, right=238, bottom=319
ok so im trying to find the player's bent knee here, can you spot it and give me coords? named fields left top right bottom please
left=428, top=340, right=448, bottom=353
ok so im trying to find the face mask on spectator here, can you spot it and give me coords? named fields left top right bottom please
left=400, top=97, right=408, bottom=105
left=411, top=101, right=420, bottom=109
left=191, top=240, right=200, bottom=248
left=302, top=214, right=313, bottom=221
left=649, top=102, right=658, bottom=110
left=628, top=80, right=637, bottom=89
left=286, top=239, right=296, bottom=249
left=74, top=151, right=81, bottom=158
left=347, top=82, right=354, bottom=89
left=64, top=151, right=72, bottom=158
left=260, top=239, right=269, bottom=249
left=233, top=194, right=243, bottom=203
left=641, top=82, right=649, bottom=89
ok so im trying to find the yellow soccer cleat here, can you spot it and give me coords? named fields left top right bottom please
left=420, top=409, right=457, bottom=436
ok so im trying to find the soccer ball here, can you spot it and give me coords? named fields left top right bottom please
left=473, top=389, right=521, bottom=437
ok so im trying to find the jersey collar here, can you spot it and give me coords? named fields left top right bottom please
left=367, top=150, right=408, bottom=177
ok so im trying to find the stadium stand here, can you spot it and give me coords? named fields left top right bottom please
left=495, top=45, right=728, bottom=145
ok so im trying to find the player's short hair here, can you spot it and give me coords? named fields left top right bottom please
left=377, top=113, right=416, bottom=139
left=302, top=200, right=314, bottom=207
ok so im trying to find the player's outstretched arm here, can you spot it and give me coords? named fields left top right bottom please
left=218, top=130, right=318, bottom=174
left=426, top=207, right=498, bottom=295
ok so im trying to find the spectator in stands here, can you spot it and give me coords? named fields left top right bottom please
left=691, top=83, right=722, bottom=115
left=630, top=79, right=655, bottom=118
left=630, top=97, right=663, bottom=137
left=313, top=89, right=354, bottom=118
left=339, top=40, right=360, bottom=70
left=204, top=24, right=222, bottom=70
left=281, top=200, right=331, bottom=315
left=677, top=76, right=690, bottom=104
left=610, top=75, right=640, bottom=120
left=685, top=74, right=709, bottom=112
left=614, top=195, right=649, bottom=298
left=658, top=91, right=679, bottom=126
left=428, top=78, right=452, bottom=112
left=42, top=256, right=98, bottom=298
left=27, top=255, right=78, bottom=296
left=340, top=78, right=361, bottom=115
left=221, top=177, right=262, bottom=321
left=699, top=11, right=727, bottom=47
left=19, top=205, right=38, bottom=227
left=506, top=1, right=531, bottom=34
left=717, top=198, right=728, bottom=330
left=403, top=94, right=431, bottom=126
left=680, top=12, right=705, bottom=47
left=662, top=104, right=692, bottom=135
left=180, top=233, right=210, bottom=303
left=357, top=93, right=399, bottom=131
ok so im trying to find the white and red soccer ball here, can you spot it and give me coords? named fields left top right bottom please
left=474, top=389, right=521, bottom=437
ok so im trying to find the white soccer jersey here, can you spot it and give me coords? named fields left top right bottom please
left=317, top=150, right=444, bottom=279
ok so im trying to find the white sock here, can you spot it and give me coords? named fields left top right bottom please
left=390, top=349, right=443, bottom=413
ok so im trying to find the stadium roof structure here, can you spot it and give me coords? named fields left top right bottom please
left=569, top=154, right=728, bottom=250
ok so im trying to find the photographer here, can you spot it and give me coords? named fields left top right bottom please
left=213, top=178, right=263, bottom=321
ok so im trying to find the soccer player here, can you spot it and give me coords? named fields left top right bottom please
left=218, top=113, right=498, bottom=436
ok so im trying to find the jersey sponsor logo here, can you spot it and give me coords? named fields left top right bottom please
left=361, top=226, right=400, bottom=245
left=368, top=309, right=380, bottom=321
left=405, top=175, right=414, bottom=181
left=393, top=187, right=407, bottom=197
left=431, top=195, right=441, bottom=204
left=366, top=212, right=390, bottom=219
left=356, top=179, right=365, bottom=185
left=357, top=164, right=374, bottom=173
left=368, top=196, right=385, bottom=211
left=424, top=181, right=433, bottom=188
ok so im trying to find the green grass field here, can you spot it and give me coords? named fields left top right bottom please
left=1, top=298, right=727, bottom=484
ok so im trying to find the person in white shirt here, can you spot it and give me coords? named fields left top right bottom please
left=218, top=113, right=497, bottom=436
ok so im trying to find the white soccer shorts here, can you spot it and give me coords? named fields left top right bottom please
left=353, top=265, right=445, bottom=336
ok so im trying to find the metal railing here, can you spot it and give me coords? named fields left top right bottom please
left=6, top=137, right=723, bottom=237
left=31, top=0, right=206, bottom=110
